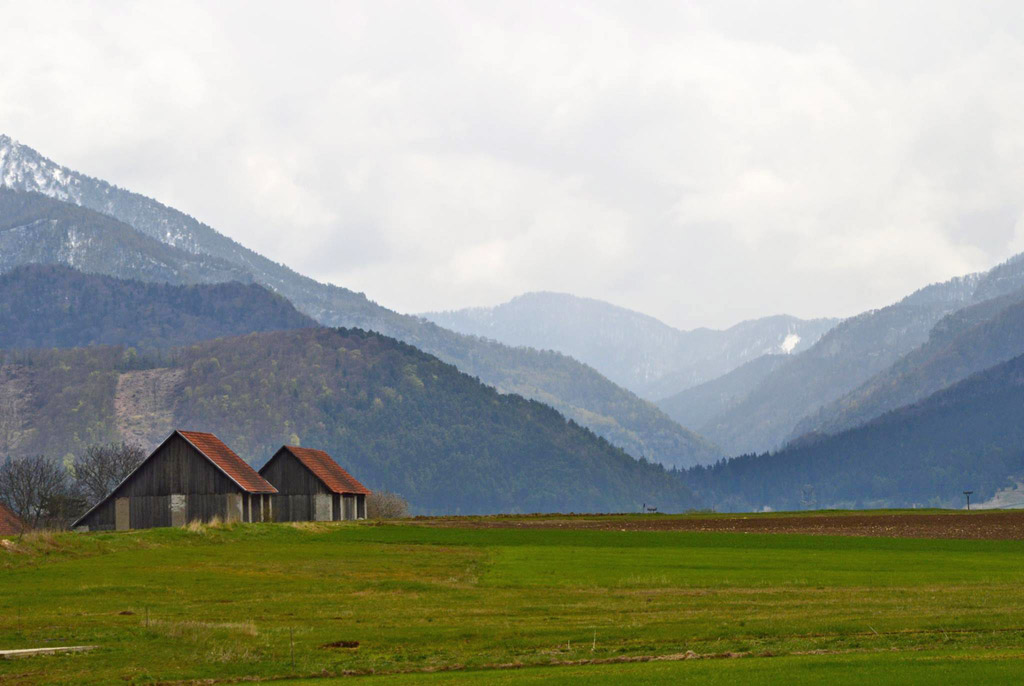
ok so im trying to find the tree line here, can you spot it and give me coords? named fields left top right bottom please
left=0, top=442, right=145, bottom=530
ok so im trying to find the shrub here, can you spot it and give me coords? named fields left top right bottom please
left=366, top=491, right=409, bottom=519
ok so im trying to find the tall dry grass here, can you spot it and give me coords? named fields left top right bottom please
left=182, top=515, right=238, bottom=534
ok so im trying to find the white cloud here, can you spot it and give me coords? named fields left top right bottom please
left=2, top=0, right=1024, bottom=328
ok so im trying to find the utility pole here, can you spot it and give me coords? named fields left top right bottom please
left=963, top=491, right=973, bottom=511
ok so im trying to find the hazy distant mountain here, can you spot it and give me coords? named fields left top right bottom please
left=699, top=276, right=979, bottom=455
left=0, top=135, right=717, bottom=469
left=423, top=292, right=837, bottom=400
left=687, top=352, right=1024, bottom=511
left=0, top=264, right=315, bottom=350
left=657, top=354, right=789, bottom=432
left=700, top=255, right=1024, bottom=456
left=791, top=286, right=1024, bottom=440
left=0, top=329, right=702, bottom=514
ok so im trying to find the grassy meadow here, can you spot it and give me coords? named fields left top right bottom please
left=2, top=515, right=1024, bottom=684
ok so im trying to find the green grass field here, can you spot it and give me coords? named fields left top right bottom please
left=2, top=516, right=1024, bottom=684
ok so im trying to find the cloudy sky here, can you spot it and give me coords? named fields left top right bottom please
left=2, top=1, right=1024, bottom=329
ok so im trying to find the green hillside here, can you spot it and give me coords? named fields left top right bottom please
left=0, top=328, right=699, bottom=514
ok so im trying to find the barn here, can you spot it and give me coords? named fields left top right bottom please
left=73, top=430, right=277, bottom=531
left=0, top=502, right=24, bottom=536
left=259, top=446, right=370, bottom=521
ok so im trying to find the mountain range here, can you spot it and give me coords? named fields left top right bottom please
left=7, top=132, right=1024, bottom=513
left=791, top=284, right=1024, bottom=441
left=0, top=328, right=699, bottom=514
left=423, top=292, right=836, bottom=400
left=424, top=254, right=1024, bottom=461
left=659, top=259, right=1024, bottom=456
left=0, top=136, right=716, bottom=469
left=688, top=351, right=1024, bottom=510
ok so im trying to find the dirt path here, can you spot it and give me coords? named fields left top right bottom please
left=415, top=511, right=1024, bottom=540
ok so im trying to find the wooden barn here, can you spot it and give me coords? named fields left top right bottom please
left=73, top=430, right=278, bottom=531
left=0, top=502, right=25, bottom=536
left=259, top=446, right=370, bottom=521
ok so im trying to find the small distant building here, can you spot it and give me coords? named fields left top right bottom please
left=73, top=430, right=278, bottom=531
left=259, top=446, right=370, bottom=521
left=0, top=503, right=25, bottom=536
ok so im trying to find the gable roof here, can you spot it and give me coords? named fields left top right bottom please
left=177, top=431, right=277, bottom=494
left=0, top=503, right=24, bottom=536
left=72, top=430, right=276, bottom=528
left=266, top=446, right=371, bottom=495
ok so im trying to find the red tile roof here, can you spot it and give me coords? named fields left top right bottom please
left=279, top=446, right=371, bottom=495
left=0, top=503, right=25, bottom=536
left=178, top=431, right=277, bottom=494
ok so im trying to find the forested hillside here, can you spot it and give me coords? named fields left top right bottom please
left=687, top=354, right=1024, bottom=511
left=0, top=329, right=701, bottom=514
left=698, top=253, right=1024, bottom=456
left=698, top=275, right=981, bottom=455
left=791, top=288, right=1024, bottom=440
left=424, top=292, right=836, bottom=400
left=0, top=265, right=315, bottom=350
left=0, top=138, right=717, bottom=469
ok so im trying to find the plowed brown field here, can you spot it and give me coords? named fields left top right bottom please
left=417, top=511, right=1024, bottom=539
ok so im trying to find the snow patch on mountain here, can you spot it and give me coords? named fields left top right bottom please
left=780, top=333, right=801, bottom=353
left=0, top=134, right=204, bottom=254
left=424, top=292, right=840, bottom=400
left=0, top=135, right=84, bottom=205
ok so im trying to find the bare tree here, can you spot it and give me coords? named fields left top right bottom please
left=366, top=491, right=410, bottom=519
left=0, top=455, right=73, bottom=529
left=72, top=441, right=146, bottom=504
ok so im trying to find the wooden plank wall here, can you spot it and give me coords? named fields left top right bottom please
left=186, top=494, right=229, bottom=523
left=83, top=500, right=116, bottom=530
left=120, top=435, right=240, bottom=497
left=79, top=434, right=246, bottom=530
left=260, top=451, right=330, bottom=496
left=130, top=496, right=171, bottom=528
left=273, top=495, right=313, bottom=522
left=261, top=450, right=333, bottom=522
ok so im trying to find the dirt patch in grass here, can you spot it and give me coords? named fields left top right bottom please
left=321, top=640, right=360, bottom=649
left=415, top=511, right=1024, bottom=540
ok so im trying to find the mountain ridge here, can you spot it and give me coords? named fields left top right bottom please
left=789, top=286, right=1024, bottom=441
left=690, top=264, right=1024, bottom=456
left=686, top=351, right=1024, bottom=511
left=423, top=290, right=837, bottom=401
left=0, top=136, right=718, bottom=469
left=0, top=263, right=317, bottom=351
